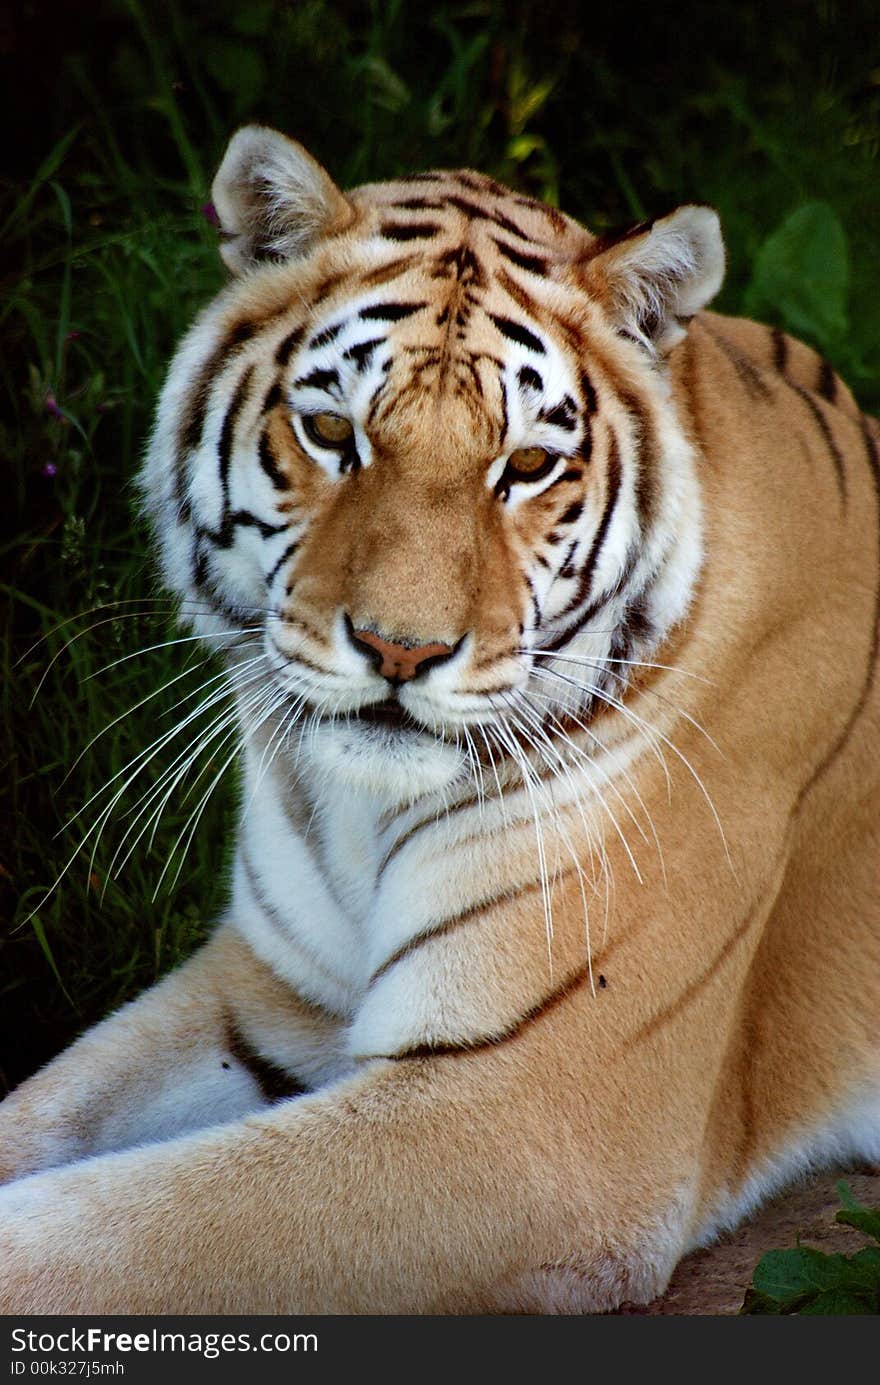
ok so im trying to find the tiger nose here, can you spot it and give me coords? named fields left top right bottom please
left=345, top=618, right=457, bottom=684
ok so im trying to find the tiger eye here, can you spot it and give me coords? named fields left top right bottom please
left=506, top=446, right=552, bottom=478
left=305, top=412, right=354, bottom=446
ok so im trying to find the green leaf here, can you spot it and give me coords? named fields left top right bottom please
left=835, top=1182, right=880, bottom=1243
left=752, top=1247, right=851, bottom=1300
left=739, top=1287, right=788, bottom=1315
left=743, top=201, right=850, bottom=351
left=799, top=1289, right=876, bottom=1315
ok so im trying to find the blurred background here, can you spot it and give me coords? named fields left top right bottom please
left=2, top=0, right=878, bottom=1091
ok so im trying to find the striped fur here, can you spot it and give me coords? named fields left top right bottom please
left=1, top=127, right=878, bottom=1315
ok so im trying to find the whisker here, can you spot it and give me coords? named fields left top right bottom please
left=158, top=684, right=296, bottom=900
left=531, top=664, right=673, bottom=797
left=519, top=684, right=667, bottom=888
left=535, top=664, right=732, bottom=870
left=523, top=649, right=715, bottom=687
left=106, top=668, right=273, bottom=882
left=528, top=650, right=722, bottom=752
left=506, top=688, right=646, bottom=887
left=82, top=626, right=262, bottom=683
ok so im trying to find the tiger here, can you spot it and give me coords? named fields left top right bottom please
left=1, top=123, right=878, bottom=1315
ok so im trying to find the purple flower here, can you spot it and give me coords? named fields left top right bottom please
left=202, top=202, right=220, bottom=228
left=44, top=392, right=66, bottom=421
left=41, top=462, right=58, bottom=478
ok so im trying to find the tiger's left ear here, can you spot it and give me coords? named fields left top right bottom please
left=581, top=205, right=725, bottom=354
left=211, top=125, right=354, bottom=274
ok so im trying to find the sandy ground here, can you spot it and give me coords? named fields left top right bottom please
left=615, top=1171, right=879, bottom=1314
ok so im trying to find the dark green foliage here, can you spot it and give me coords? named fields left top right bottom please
left=2, top=1, right=879, bottom=1091
left=741, top=1183, right=880, bottom=1314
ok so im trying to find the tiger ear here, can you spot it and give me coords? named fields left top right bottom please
left=210, top=125, right=354, bottom=274
left=581, top=205, right=725, bottom=354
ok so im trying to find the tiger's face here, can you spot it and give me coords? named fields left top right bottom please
left=144, top=127, right=723, bottom=799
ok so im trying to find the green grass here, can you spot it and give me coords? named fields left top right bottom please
left=2, top=0, right=879, bottom=1090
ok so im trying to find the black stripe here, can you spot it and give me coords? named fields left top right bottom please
left=513, top=195, right=568, bottom=235
left=370, top=909, right=489, bottom=986
left=359, top=254, right=419, bottom=289
left=456, top=355, right=485, bottom=398
left=618, top=389, right=656, bottom=532
left=432, top=244, right=486, bottom=289
left=498, top=376, right=509, bottom=451
left=580, top=371, right=598, bottom=415
left=453, top=172, right=485, bottom=192
left=380, top=221, right=442, bottom=241
left=343, top=337, right=384, bottom=372
left=524, top=572, right=543, bottom=624
left=275, top=324, right=306, bottom=366
left=258, top=428, right=287, bottom=489
left=225, top=1021, right=307, bottom=1103
left=366, top=377, right=391, bottom=428
left=377, top=790, right=490, bottom=878
left=266, top=539, right=299, bottom=587
left=492, top=238, right=548, bottom=275
left=518, top=365, right=543, bottom=393
left=359, top=301, right=427, bottom=322
left=369, top=865, right=579, bottom=988
left=240, top=852, right=349, bottom=1019
left=190, top=547, right=265, bottom=626
left=539, top=397, right=577, bottom=431
left=175, top=322, right=256, bottom=503
left=558, top=538, right=579, bottom=580
left=559, top=501, right=584, bottom=526
left=293, top=366, right=339, bottom=393
left=218, top=366, right=255, bottom=510
left=443, top=193, right=532, bottom=242
left=546, top=467, right=584, bottom=490
left=387, top=964, right=590, bottom=1061
left=308, top=321, right=344, bottom=350
left=817, top=357, right=838, bottom=403
left=790, top=382, right=848, bottom=503
left=489, top=313, right=545, bottom=354
left=542, top=433, right=623, bottom=652
left=225, top=511, right=288, bottom=541
left=391, top=196, right=445, bottom=211
left=488, top=208, right=533, bottom=242
left=771, top=326, right=789, bottom=375
left=261, top=378, right=283, bottom=414
left=703, top=324, right=772, bottom=401
left=195, top=363, right=290, bottom=550
left=798, top=417, right=880, bottom=804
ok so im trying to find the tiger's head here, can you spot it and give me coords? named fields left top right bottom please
left=143, top=126, right=724, bottom=800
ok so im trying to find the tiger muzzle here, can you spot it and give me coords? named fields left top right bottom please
left=346, top=620, right=458, bottom=685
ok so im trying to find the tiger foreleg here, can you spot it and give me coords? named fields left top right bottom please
left=0, top=924, right=343, bottom=1185
left=0, top=1050, right=682, bottom=1315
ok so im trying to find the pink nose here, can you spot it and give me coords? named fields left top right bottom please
left=349, top=627, right=455, bottom=683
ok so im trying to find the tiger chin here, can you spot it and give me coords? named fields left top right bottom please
left=2, top=125, right=878, bottom=1316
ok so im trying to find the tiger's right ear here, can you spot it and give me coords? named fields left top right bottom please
left=210, top=125, right=354, bottom=274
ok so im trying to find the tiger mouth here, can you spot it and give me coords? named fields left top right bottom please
left=351, top=698, right=422, bottom=733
